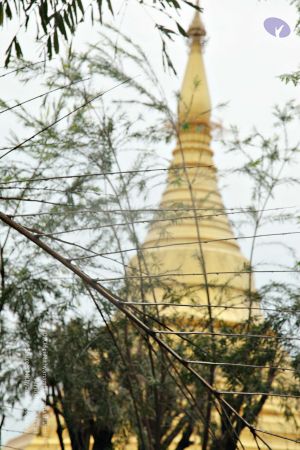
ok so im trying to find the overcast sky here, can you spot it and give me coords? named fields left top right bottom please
left=1, top=0, right=300, bottom=444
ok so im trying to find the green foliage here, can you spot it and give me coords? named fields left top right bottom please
left=0, top=0, right=201, bottom=67
left=1, top=23, right=300, bottom=450
left=279, top=70, right=300, bottom=86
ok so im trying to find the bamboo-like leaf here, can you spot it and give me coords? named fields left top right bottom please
left=176, top=21, right=188, bottom=37
left=47, top=35, right=52, bottom=59
left=183, top=0, right=202, bottom=12
left=97, top=0, right=103, bottom=23
left=56, top=13, right=67, bottom=39
left=39, top=4, right=48, bottom=34
left=53, top=28, right=59, bottom=54
left=106, top=0, right=114, bottom=15
left=72, top=0, right=78, bottom=22
left=0, top=2, right=3, bottom=25
left=68, top=4, right=75, bottom=27
left=5, top=2, right=12, bottom=20
left=77, top=0, right=84, bottom=15
left=14, top=37, right=23, bottom=58
left=156, top=24, right=176, bottom=40
left=4, top=40, right=13, bottom=66
left=64, top=10, right=73, bottom=32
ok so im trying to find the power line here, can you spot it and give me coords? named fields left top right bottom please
left=0, top=77, right=90, bottom=115
left=1, top=210, right=299, bottom=447
left=20, top=206, right=297, bottom=237
left=28, top=225, right=300, bottom=263
left=84, top=230, right=300, bottom=260
left=97, top=269, right=300, bottom=282
left=0, top=60, right=47, bottom=79
left=217, top=390, right=300, bottom=399
left=0, top=164, right=214, bottom=185
left=0, top=77, right=135, bottom=161
left=154, top=330, right=300, bottom=341
left=0, top=196, right=84, bottom=207
left=185, top=359, right=297, bottom=373
left=119, top=301, right=299, bottom=314
left=8, top=204, right=297, bottom=219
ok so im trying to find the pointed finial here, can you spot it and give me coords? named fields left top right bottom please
left=187, top=0, right=206, bottom=41
left=178, top=0, right=211, bottom=129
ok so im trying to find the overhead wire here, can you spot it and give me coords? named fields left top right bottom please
left=7, top=204, right=297, bottom=218
left=118, top=301, right=300, bottom=314
left=0, top=164, right=215, bottom=184
left=1, top=61, right=299, bottom=447
left=84, top=230, right=300, bottom=260
left=14, top=206, right=298, bottom=237
left=0, top=59, right=48, bottom=79
left=97, top=269, right=300, bottom=281
left=0, top=77, right=136, bottom=161
left=0, top=77, right=90, bottom=115
left=1, top=211, right=300, bottom=447
left=154, top=330, right=300, bottom=341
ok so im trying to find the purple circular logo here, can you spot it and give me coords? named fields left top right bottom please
left=264, top=17, right=291, bottom=38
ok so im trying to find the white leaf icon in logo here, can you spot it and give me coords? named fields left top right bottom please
left=264, top=17, right=291, bottom=38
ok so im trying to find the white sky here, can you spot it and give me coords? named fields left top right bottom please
left=1, top=0, right=300, bottom=444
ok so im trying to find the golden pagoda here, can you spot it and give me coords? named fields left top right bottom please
left=135, top=4, right=253, bottom=325
left=5, top=3, right=299, bottom=450
left=4, top=410, right=72, bottom=449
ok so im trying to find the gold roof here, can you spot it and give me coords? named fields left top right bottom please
left=178, top=2, right=211, bottom=127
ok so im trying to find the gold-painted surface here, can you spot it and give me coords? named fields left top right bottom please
left=178, top=6, right=211, bottom=128
left=5, top=410, right=72, bottom=449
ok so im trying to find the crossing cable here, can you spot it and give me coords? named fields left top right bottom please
left=78, top=230, right=300, bottom=260
left=216, top=390, right=300, bottom=398
left=16, top=228, right=300, bottom=346
left=0, top=77, right=90, bottom=115
left=7, top=225, right=300, bottom=326
left=154, top=330, right=300, bottom=341
left=19, top=206, right=297, bottom=237
left=0, top=58, right=296, bottom=450
left=0, top=165, right=214, bottom=184
left=85, top=279, right=299, bottom=375
left=8, top=204, right=297, bottom=218
left=85, top=289, right=300, bottom=374
left=119, top=301, right=300, bottom=315
left=0, top=186, right=118, bottom=199
left=5, top=235, right=294, bottom=323
left=186, top=359, right=298, bottom=374
left=124, top=305, right=300, bottom=373
left=21, top=222, right=300, bottom=259
left=85, top=285, right=221, bottom=448
left=0, top=211, right=299, bottom=447
left=0, top=60, right=47, bottom=79
left=0, top=221, right=292, bottom=436
left=96, top=269, right=300, bottom=281
left=108, top=294, right=300, bottom=374
left=23, top=228, right=300, bottom=262
left=123, top=308, right=300, bottom=372
left=12, top=242, right=297, bottom=336
left=131, top=322, right=226, bottom=447
left=0, top=77, right=135, bottom=161
left=79, top=284, right=295, bottom=377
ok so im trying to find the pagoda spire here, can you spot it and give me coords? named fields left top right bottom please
left=136, top=2, right=252, bottom=324
left=178, top=0, right=211, bottom=129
